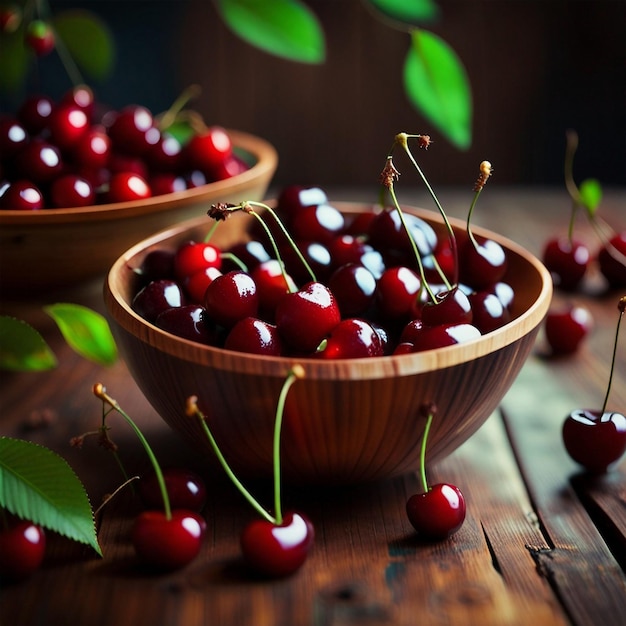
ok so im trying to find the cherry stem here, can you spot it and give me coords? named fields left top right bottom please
left=395, top=133, right=459, bottom=287
left=92, top=383, right=172, bottom=520
left=419, top=409, right=434, bottom=494
left=601, top=297, right=626, bottom=414
left=203, top=219, right=220, bottom=243
left=157, top=84, right=202, bottom=132
left=187, top=396, right=276, bottom=524
left=247, top=201, right=317, bottom=284
left=272, top=365, right=305, bottom=525
left=219, top=252, right=248, bottom=273
left=93, top=475, right=140, bottom=521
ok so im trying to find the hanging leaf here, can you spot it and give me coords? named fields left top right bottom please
left=216, top=0, right=325, bottom=64
left=403, top=29, right=472, bottom=150
left=52, top=9, right=115, bottom=81
left=0, top=437, right=101, bottom=555
left=44, top=304, right=117, bottom=367
left=579, top=178, right=602, bottom=216
left=0, top=316, right=57, bottom=372
left=364, top=0, right=439, bottom=27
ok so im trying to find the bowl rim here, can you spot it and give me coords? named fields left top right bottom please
left=0, top=129, right=278, bottom=224
left=104, top=202, right=553, bottom=380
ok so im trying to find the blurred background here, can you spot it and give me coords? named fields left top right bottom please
left=3, top=0, right=625, bottom=189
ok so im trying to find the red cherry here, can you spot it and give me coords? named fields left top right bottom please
left=290, top=203, right=345, bottom=244
left=275, top=281, right=341, bottom=352
left=0, top=517, right=46, bottom=582
left=211, top=153, right=249, bottom=179
left=0, top=116, right=28, bottom=159
left=368, top=208, right=438, bottom=258
left=174, top=240, right=222, bottom=282
left=374, top=266, right=421, bottom=321
left=458, top=236, right=508, bottom=291
left=421, top=287, right=473, bottom=327
left=542, top=237, right=590, bottom=291
left=328, top=263, right=377, bottom=317
left=562, top=409, right=626, bottom=473
left=204, top=270, right=259, bottom=328
left=108, top=105, right=159, bottom=156
left=147, top=133, right=183, bottom=172
left=406, top=483, right=466, bottom=540
left=132, top=279, right=186, bottom=323
left=50, top=174, right=95, bottom=208
left=184, top=266, right=223, bottom=304
left=276, top=185, right=328, bottom=222
left=0, top=180, right=44, bottom=210
left=71, top=126, right=111, bottom=171
left=25, top=19, right=55, bottom=56
left=598, top=232, right=626, bottom=288
left=251, top=260, right=296, bottom=319
left=131, top=509, right=205, bottom=570
left=138, top=468, right=207, bottom=512
left=318, top=318, right=384, bottom=359
left=155, top=305, right=217, bottom=344
left=545, top=304, right=592, bottom=355
left=16, top=139, right=63, bottom=184
left=106, top=172, right=151, bottom=203
left=17, top=95, right=54, bottom=134
left=468, top=290, right=511, bottom=334
left=61, top=84, right=95, bottom=118
left=240, top=512, right=314, bottom=577
left=224, top=317, right=283, bottom=355
left=48, top=105, right=90, bottom=151
left=185, top=126, right=232, bottom=175
left=410, top=323, right=481, bottom=352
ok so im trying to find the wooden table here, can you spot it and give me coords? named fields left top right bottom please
left=1, top=187, right=625, bottom=626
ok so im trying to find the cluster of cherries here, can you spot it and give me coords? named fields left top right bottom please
left=132, top=182, right=511, bottom=360
left=0, top=85, right=248, bottom=210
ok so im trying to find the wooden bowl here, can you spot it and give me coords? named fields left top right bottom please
left=0, top=130, right=277, bottom=295
left=104, top=202, right=552, bottom=485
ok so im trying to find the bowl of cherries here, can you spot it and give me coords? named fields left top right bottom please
left=0, top=85, right=278, bottom=295
left=104, top=134, right=552, bottom=485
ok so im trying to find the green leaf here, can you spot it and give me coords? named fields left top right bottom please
left=0, top=437, right=101, bottom=555
left=0, top=316, right=57, bottom=371
left=44, top=304, right=117, bottom=367
left=365, top=0, right=440, bottom=27
left=579, top=178, right=602, bottom=216
left=52, top=9, right=115, bottom=81
left=0, top=28, right=30, bottom=94
left=403, top=29, right=472, bottom=150
left=216, top=0, right=325, bottom=64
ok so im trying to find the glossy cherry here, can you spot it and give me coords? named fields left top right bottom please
left=240, top=512, right=314, bottom=577
left=290, top=203, right=345, bottom=244
left=458, top=235, right=507, bottom=291
left=409, top=323, right=481, bottom=352
left=225, top=317, right=283, bottom=355
left=328, top=263, right=377, bottom=318
left=174, top=240, right=222, bottom=282
left=0, top=180, right=44, bottom=210
left=138, top=468, right=207, bottom=512
left=598, top=232, right=626, bottom=288
left=421, top=287, right=473, bottom=327
left=105, top=172, right=151, bottom=203
left=204, top=270, right=259, bottom=328
left=184, top=266, right=222, bottom=304
left=48, top=105, right=90, bottom=150
left=374, top=266, right=421, bottom=321
left=251, top=260, right=296, bottom=319
left=468, top=290, right=511, bottom=334
left=49, top=174, right=95, bottom=208
left=16, top=139, right=63, bottom=184
left=107, top=105, right=159, bottom=156
left=184, top=126, right=232, bottom=176
left=0, top=116, right=28, bottom=158
left=131, top=509, right=205, bottom=570
left=0, top=517, right=46, bottom=582
left=406, top=484, right=466, bottom=540
left=132, top=279, right=186, bottom=323
left=542, top=237, right=590, bottom=291
left=544, top=304, right=592, bottom=355
left=318, top=317, right=384, bottom=359
left=155, top=305, right=217, bottom=344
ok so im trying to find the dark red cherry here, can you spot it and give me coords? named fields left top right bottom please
left=16, top=139, right=63, bottom=184
left=131, top=509, right=205, bottom=570
left=185, top=126, right=232, bottom=175
left=410, top=323, right=481, bottom=352
left=204, top=270, right=259, bottom=328
left=276, top=185, right=328, bottom=222
left=468, top=290, right=511, bottom=334
left=72, top=126, right=111, bottom=171
left=545, top=304, right=592, bottom=355
left=211, top=153, right=249, bottom=179
left=146, top=133, right=183, bottom=172
left=225, top=317, right=283, bottom=355
left=374, top=266, right=421, bottom=321
left=48, top=105, right=90, bottom=151
left=174, top=240, right=222, bottom=282
left=155, top=305, right=216, bottom=344
left=327, top=234, right=369, bottom=268
left=132, top=279, right=186, bottom=323
left=458, top=236, right=507, bottom=290
left=25, top=19, right=55, bottom=56
left=598, top=232, right=626, bottom=288
left=562, top=409, right=626, bottom=473
left=406, top=483, right=466, bottom=540
left=138, top=468, right=207, bottom=512
left=184, top=266, right=223, bottom=304
left=0, top=517, right=46, bottom=582
left=318, top=318, right=384, bottom=359
left=105, top=172, right=151, bottom=203
left=61, top=84, right=95, bottom=118
left=328, top=263, right=376, bottom=317
left=50, top=174, right=95, bottom=208
left=107, top=152, right=149, bottom=178
left=0, top=116, right=28, bottom=159
left=138, top=249, right=176, bottom=282
left=0, top=180, right=44, bottom=210
left=275, top=281, right=341, bottom=352
left=421, top=288, right=473, bottom=327
left=240, top=511, right=314, bottom=577
left=280, top=240, right=333, bottom=285
left=367, top=208, right=438, bottom=257
left=223, top=240, right=271, bottom=273
left=290, top=203, right=345, bottom=244
left=108, top=105, right=159, bottom=156
left=542, top=237, right=590, bottom=291
left=149, top=173, right=187, bottom=196
left=251, top=260, right=296, bottom=319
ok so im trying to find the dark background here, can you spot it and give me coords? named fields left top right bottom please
left=7, top=0, right=626, bottom=189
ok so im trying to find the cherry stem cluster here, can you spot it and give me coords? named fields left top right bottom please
left=601, top=296, right=626, bottom=414
left=187, top=365, right=305, bottom=526
left=92, top=383, right=172, bottom=520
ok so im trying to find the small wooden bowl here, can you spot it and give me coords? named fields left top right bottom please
left=0, top=130, right=277, bottom=295
left=104, top=203, right=552, bottom=485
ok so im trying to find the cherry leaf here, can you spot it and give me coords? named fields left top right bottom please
left=579, top=178, right=602, bottom=216
left=216, top=0, right=325, bottom=64
left=0, top=29, right=30, bottom=94
left=0, top=316, right=57, bottom=372
left=52, top=9, right=115, bottom=80
left=44, top=304, right=117, bottom=367
left=364, top=0, right=439, bottom=27
left=403, top=30, right=472, bottom=149
left=0, top=437, right=101, bottom=555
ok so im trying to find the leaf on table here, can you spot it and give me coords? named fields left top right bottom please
left=216, top=0, right=325, bottom=64
left=579, top=178, right=602, bottom=217
left=44, top=303, right=118, bottom=367
left=364, top=0, right=440, bottom=27
left=0, top=437, right=101, bottom=556
left=0, top=316, right=57, bottom=371
left=52, top=9, right=115, bottom=81
left=403, top=29, right=472, bottom=150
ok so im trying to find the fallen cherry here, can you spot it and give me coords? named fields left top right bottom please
left=0, top=516, right=46, bottom=582
left=598, top=232, right=626, bottom=289
left=542, top=237, right=590, bottom=291
left=562, top=296, right=626, bottom=472
left=406, top=404, right=466, bottom=540
left=545, top=303, right=592, bottom=355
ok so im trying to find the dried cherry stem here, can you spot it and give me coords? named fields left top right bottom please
left=394, top=132, right=459, bottom=287
left=418, top=404, right=436, bottom=494
left=600, top=296, right=626, bottom=414
left=466, top=161, right=493, bottom=251
left=92, top=383, right=172, bottom=520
